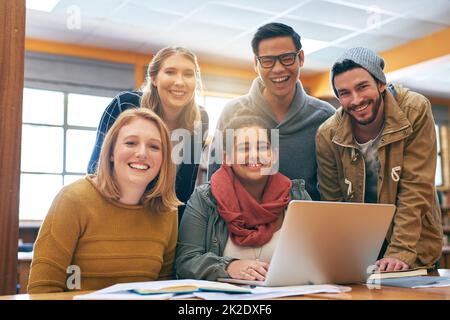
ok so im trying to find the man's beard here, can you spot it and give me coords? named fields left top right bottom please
left=347, top=91, right=383, bottom=126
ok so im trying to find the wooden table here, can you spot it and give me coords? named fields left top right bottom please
left=302, top=283, right=450, bottom=300
left=2, top=270, right=450, bottom=300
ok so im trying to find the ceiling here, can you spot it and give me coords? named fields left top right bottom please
left=25, top=0, right=450, bottom=98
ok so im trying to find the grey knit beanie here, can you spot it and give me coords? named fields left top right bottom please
left=330, top=47, right=386, bottom=97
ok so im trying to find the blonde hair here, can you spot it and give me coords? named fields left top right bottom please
left=140, top=46, right=202, bottom=132
left=96, top=108, right=182, bottom=213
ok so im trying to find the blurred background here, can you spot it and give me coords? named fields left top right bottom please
left=7, top=0, right=449, bottom=292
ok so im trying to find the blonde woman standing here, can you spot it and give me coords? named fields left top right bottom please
left=88, top=47, right=208, bottom=219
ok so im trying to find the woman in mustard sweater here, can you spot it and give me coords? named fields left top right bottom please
left=28, top=108, right=181, bottom=293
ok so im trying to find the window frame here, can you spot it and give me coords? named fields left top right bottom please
left=19, top=87, right=110, bottom=224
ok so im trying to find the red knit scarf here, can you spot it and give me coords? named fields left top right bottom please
left=210, top=165, right=292, bottom=247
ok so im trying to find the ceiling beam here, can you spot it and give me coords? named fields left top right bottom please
left=302, top=26, right=450, bottom=99
left=26, top=38, right=151, bottom=66
left=383, top=27, right=450, bottom=73
left=25, top=38, right=256, bottom=89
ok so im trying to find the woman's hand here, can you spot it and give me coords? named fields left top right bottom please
left=226, top=260, right=269, bottom=281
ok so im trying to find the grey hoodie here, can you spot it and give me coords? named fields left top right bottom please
left=207, top=77, right=335, bottom=200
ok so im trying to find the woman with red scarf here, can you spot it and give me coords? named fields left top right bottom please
left=175, top=114, right=311, bottom=281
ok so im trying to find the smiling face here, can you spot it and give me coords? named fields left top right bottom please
left=111, top=118, right=163, bottom=191
left=254, top=36, right=303, bottom=101
left=152, top=53, right=197, bottom=114
left=334, top=67, right=386, bottom=126
left=226, top=126, right=275, bottom=185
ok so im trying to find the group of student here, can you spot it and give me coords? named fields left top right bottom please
left=27, top=22, right=444, bottom=293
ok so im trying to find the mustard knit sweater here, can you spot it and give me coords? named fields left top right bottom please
left=28, top=176, right=178, bottom=293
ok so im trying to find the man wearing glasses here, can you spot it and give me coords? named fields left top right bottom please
left=207, top=22, right=335, bottom=200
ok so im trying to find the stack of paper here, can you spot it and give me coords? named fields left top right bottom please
left=367, top=276, right=450, bottom=288
left=74, top=279, right=351, bottom=300
left=74, top=291, right=175, bottom=300
left=194, top=284, right=352, bottom=300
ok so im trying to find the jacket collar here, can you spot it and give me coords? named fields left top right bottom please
left=198, top=183, right=218, bottom=208
left=332, top=86, right=412, bottom=148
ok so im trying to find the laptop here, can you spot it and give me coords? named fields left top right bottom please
left=218, top=200, right=395, bottom=286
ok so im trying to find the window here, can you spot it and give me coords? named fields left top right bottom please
left=20, top=88, right=112, bottom=221
left=196, top=95, right=233, bottom=138
left=195, top=94, right=234, bottom=184
left=436, top=124, right=443, bottom=186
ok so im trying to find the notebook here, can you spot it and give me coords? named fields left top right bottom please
left=218, top=200, right=395, bottom=286
left=132, top=280, right=250, bottom=295
left=367, top=267, right=428, bottom=283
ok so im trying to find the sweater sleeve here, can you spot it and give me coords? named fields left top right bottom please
left=175, top=188, right=234, bottom=280
left=28, top=189, right=84, bottom=293
left=158, top=211, right=178, bottom=280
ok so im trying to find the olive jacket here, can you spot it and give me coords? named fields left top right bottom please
left=175, top=179, right=311, bottom=280
left=316, top=84, right=443, bottom=268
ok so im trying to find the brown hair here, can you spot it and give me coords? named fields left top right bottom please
left=140, top=46, right=202, bottom=132
left=221, top=108, right=272, bottom=148
left=96, top=108, right=182, bottom=213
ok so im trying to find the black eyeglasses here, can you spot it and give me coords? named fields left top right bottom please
left=256, top=51, right=299, bottom=68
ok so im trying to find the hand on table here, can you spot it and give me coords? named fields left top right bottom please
left=226, top=259, right=269, bottom=281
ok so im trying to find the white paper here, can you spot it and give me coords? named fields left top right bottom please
left=412, top=279, right=450, bottom=288
left=251, top=284, right=351, bottom=294
left=170, top=293, right=197, bottom=299
left=367, top=276, right=450, bottom=289
left=80, top=279, right=244, bottom=293
left=74, top=290, right=174, bottom=300
left=73, top=279, right=249, bottom=300
left=193, top=284, right=351, bottom=300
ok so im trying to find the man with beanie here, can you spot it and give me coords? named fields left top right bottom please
left=316, top=47, right=443, bottom=271
left=207, top=22, right=335, bottom=201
